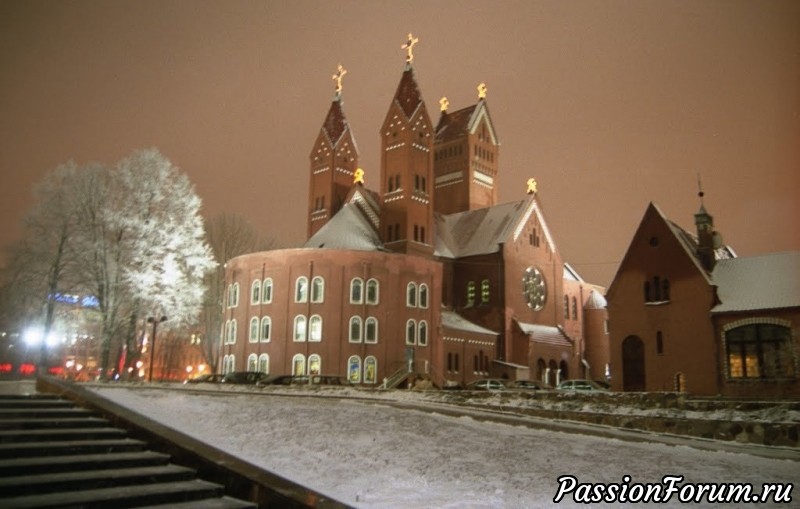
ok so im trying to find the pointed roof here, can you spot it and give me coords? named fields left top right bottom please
left=516, top=321, right=574, bottom=347
left=435, top=100, right=498, bottom=145
left=303, top=201, right=384, bottom=251
left=321, top=97, right=349, bottom=146
left=584, top=289, right=607, bottom=310
left=393, top=66, right=424, bottom=119
left=434, top=195, right=555, bottom=259
left=608, top=202, right=736, bottom=296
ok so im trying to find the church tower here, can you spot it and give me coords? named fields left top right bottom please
left=379, top=34, right=435, bottom=256
left=433, top=85, right=499, bottom=215
left=307, top=65, right=359, bottom=239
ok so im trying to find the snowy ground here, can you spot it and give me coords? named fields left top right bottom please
left=91, top=385, right=798, bottom=509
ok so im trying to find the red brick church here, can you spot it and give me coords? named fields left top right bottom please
left=220, top=37, right=608, bottom=387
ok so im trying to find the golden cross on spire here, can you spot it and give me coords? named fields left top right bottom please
left=477, top=82, right=488, bottom=99
left=439, top=97, right=449, bottom=112
left=354, top=168, right=365, bottom=185
left=332, top=64, right=347, bottom=94
left=526, top=178, right=538, bottom=195
left=402, top=33, right=419, bottom=63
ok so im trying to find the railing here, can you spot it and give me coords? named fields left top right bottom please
left=380, top=360, right=454, bottom=390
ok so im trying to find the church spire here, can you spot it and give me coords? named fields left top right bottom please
left=694, top=174, right=717, bottom=271
left=307, top=65, right=359, bottom=239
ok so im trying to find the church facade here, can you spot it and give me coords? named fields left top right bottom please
left=220, top=39, right=608, bottom=388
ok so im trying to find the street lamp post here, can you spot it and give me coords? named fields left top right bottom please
left=147, top=316, right=167, bottom=382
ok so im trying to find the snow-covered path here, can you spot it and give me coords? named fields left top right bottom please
left=92, top=387, right=797, bottom=508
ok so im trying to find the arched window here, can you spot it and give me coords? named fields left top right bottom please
left=251, top=280, right=261, bottom=304
left=349, top=316, right=362, bottom=343
left=419, top=284, right=428, bottom=308
left=643, top=281, right=651, bottom=302
left=295, top=277, right=308, bottom=303
left=348, top=355, right=362, bottom=383
left=480, top=280, right=490, bottom=304
left=247, top=354, right=258, bottom=372
left=563, top=296, right=570, bottom=318
left=292, top=354, right=306, bottom=376
left=260, top=316, right=271, bottom=342
left=572, top=297, right=578, bottom=320
left=653, top=277, right=661, bottom=301
left=418, top=320, right=428, bottom=346
left=365, top=317, right=378, bottom=343
left=308, top=354, right=321, bottom=375
left=309, top=315, right=322, bottom=342
left=407, top=282, right=417, bottom=307
left=350, top=278, right=364, bottom=304
left=258, top=354, right=269, bottom=374
left=364, top=356, right=377, bottom=384
left=262, top=278, right=273, bottom=303
left=406, top=319, right=416, bottom=345
left=662, top=279, right=670, bottom=301
left=366, top=279, right=379, bottom=305
left=222, top=354, right=235, bottom=374
left=293, top=315, right=307, bottom=342
left=227, top=283, right=240, bottom=308
left=229, top=319, right=237, bottom=344
left=249, top=317, right=259, bottom=343
left=725, top=321, right=794, bottom=379
left=311, top=276, right=324, bottom=303
left=466, top=281, right=476, bottom=306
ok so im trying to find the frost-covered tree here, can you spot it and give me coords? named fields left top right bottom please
left=201, top=213, right=275, bottom=372
left=4, top=162, right=86, bottom=372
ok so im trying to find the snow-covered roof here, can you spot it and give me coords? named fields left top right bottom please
left=563, top=263, right=584, bottom=282
left=434, top=198, right=538, bottom=258
left=516, top=321, right=573, bottom=347
left=303, top=202, right=384, bottom=251
left=441, top=310, right=498, bottom=335
left=584, top=290, right=607, bottom=310
left=712, top=251, right=800, bottom=313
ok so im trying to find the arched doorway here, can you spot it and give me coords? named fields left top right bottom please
left=548, top=359, right=558, bottom=386
left=559, top=360, right=569, bottom=382
left=622, top=335, right=646, bottom=391
left=536, top=358, right=546, bottom=384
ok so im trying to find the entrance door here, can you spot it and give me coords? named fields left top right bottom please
left=622, top=336, right=646, bottom=391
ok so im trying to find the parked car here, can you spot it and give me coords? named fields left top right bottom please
left=465, top=378, right=507, bottom=391
left=507, top=379, right=551, bottom=391
left=221, top=371, right=270, bottom=385
left=260, top=374, right=350, bottom=386
left=184, top=373, right=224, bottom=384
left=557, top=379, right=610, bottom=392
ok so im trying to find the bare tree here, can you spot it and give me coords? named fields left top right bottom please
left=200, top=213, right=275, bottom=372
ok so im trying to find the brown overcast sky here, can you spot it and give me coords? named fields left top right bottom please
left=1, top=0, right=798, bottom=287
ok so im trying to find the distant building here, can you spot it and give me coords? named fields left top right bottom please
left=221, top=40, right=608, bottom=387
left=607, top=202, right=799, bottom=397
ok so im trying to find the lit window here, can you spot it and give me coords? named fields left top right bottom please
left=309, top=315, right=322, bottom=342
left=725, top=323, right=794, bottom=379
left=365, top=317, right=378, bottom=344
left=480, top=280, right=489, bottom=304
left=292, top=354, right=306, bottom=376
left=418, top=320, right=428, bottom=346
left=366, top=279, right=379, bottom=305
left=350, top=278, right=364, bottom=304
left=466, top=281, right=476, bottom=306
left=293, top=315, right=307, bottom=342
left=407, top=282, right=417, bottom=307
left=262, top=278, right=273, bottom=303
left=295, top=277, right=308, bottom=303
left=308, top=354, right=321, bottom=375
left=311, top=276, right=325, bottom=303
left=348, top=355, right=362, bottom=383
left=349, top=316, right=362, bottom=343
left=251, top=280, right=261, bottom=304
left=364, top=356, right=377, bottom=384
left=419, top=284, right=428, bottom=308
left=406, top=319, right=417, bottom=345
left=249, top=317, right=259, bottom=343
left=260, top=316, right=271, bottom=342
